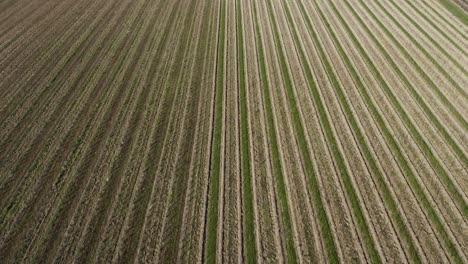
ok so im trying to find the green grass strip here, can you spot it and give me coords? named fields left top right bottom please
left=251, top=1, right=299, bottom=263
left=366, top=0, right=468, bottom=179
left=360, top=0, right=468, bottom=126
left=384, top=0, right=468, bottom=94
left=437, top=0, right=468, bottom=26
left=292, top=0, right=422, bottom=262
left=263, top=0, right=381, bottom=262
left=419, top=1, right=467, bottom=40
left=205, top=0, right=226, bottom=262
left=402, top=0, right=467, bottom=57
left=259, top=0, right=354, bottom=261
left=405, top=0, right=468, bottom=57
left=343, top=0, right=468, bottom=217
left=324, top=1, right=464, bottom=262
left=236, top=0, right=257, bottom=262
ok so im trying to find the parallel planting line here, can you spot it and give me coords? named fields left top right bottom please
left=255, top=0, right=344, bottom=261
left=175, top=1, right=219, bottom=262
left=341, top=0, right=468, bottom=217
left=129, top=1, right=203, bottom=261
left=0, top=0, right=68, bottom=53
left=380, top=0, right=467, bottom=96
left=22, top=2, right=155, bottom=261
left=242, top=0, right=269, bottom=260
left=0, top=0, right=128, bottom=223
left=243, top=0, right=289, bottom=260
left=418, top=0, right=467, bottom=39
left=117, top=0, right=204, bottom=262
left=387, top=0, right=467, bottom=72
left=292, top=0, right=422, bottom=262
left=0, top=0, right=124, bottom=231
left=0, top=0, right=87, bottom=87
left=355, top=0, right=468, bottom=192
left=78, top=0, right=186, bottom=261
left=1, top=0, right=466, bottom=261
left=0, top=0, right=101, bottom=132
left=20, top=0, right=150, bottom=251
left=253, top=0, right=306, bottom=261
left=0, top=0, right=79, bottom=61
left=0, top=0, right=111, bottom=159
left=191, top=2, right=221, bottom=260
left=363, top=0, right=467, bottom=122
left=50, top=1, right=169, bottom=262
left=0, top=0, right=35, bottom=27
left=203, top=0, right=226, bottom=261
left=355, top=0, right=468, bottom=130
left=319, top=3, right=455, bottom=261
left=248, top=1, right=285, bottom=256
left=322, top=0, right=465, bottom=262
left=401, top=0, right=468, bottom=56
left=73, top=2, right=179, bottom=259
left=258, top=0, right=309, bottom=261
left=265, top=2, right=365, bottom=260
left=220, top=0, right=242, bottom=261
left=0, top=0, right=145, bottom=259
left=236, top=0, right=257, bottom=262
left=1, top=0, right=114, bottom=177
left=262, top=2, right=345, bottom=258
left=435, top=0, right=468, bottom=26
left=264, top=0, right=383, bottom=261
left=174, top=1, right=214, bottom=260
left=0, top=0, right=103, bottom=110
left=92, top=2, right=193, bottom=262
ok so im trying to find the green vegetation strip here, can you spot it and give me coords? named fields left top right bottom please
left=324, top=1, right=464, bottom=262
left=364, top=0, right=468, bottom=179
left=437, top=0, right=468, bottom=26
left=384, top=0, right=468, bottom=95
left=252, top=2, right=303, bottom=263
left=117, top=0, right=199, bottom=262
left=236, top=0, right=257, bottom=262
left=205, top=0, right=226, bottom=262
left=342, top=0, right=468, bottom=216
left=264, top=0, right=380, bottom=261
left=292, top=0, right=421, bottom=262
left=359, top=0, right=468, bottom=129
left=419, top=1, right=467, bottom=40
left=251, top=1, right=300, bottom=262
left=402, top=0, right=467, bottom=57
left=254, top=0, right=337, bottom=261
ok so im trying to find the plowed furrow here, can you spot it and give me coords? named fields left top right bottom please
left=334, top=0, right=468, bottom=238
left=0, top=0, right=131, bottom=223
left=0, top=0, right=152, bottom=261
left=1, top=0, right=466, bottom=262
left=320, top=0, right=466, bottom=261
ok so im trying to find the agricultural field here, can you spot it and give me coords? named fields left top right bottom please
left=0, top=0, right=467, bottom=263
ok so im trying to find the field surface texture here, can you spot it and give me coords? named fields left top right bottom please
left=0, top=0, right=467, bottom=263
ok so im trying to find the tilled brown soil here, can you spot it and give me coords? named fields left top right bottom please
left=0, top=0, right=466, bottom=263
